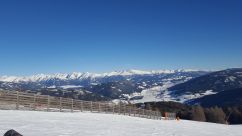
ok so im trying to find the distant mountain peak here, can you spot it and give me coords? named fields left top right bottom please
left=0, top=69, right=205, bottom=83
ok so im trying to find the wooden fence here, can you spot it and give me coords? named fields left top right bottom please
left=0, top=91, right=164, bottom=120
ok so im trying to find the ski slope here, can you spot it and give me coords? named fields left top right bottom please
left=0, top=110, right=241, bottom=136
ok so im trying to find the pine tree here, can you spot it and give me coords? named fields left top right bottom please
left=227, top=107, right=242, bottom=124
left=190, top=105, right=206, bottom=122
left=205, top=106, right=226, bottom=124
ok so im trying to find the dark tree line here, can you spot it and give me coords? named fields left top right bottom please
left=137, top=101, right=242, bottom=124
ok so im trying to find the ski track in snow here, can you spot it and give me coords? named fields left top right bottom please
left=0, top=110, right=241, bottom=136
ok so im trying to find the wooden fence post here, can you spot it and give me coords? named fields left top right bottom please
left=98, top=102, right=101, bottom=113
left=155, top=111, right=157, bottom=120
left=59, top=97, right=62, bottom=112
left=71, top=99, right=74, bottom=112
left=149, top=111, right=151, bottom=119
left=90, top=101, right=93, bottom=112
left=106, top=102, right=109, bottom=113
left=47, top=95, right=50, bottom=111
left=103, top=102, right=106, bottom=113
left=137, top=109, right=139, bottom=117
left=107, top=102, right=110, bottom=113
left=123, top=105, right=126, bottom=115
left=153, top=111, right=155, bottom=119
left=156, top=112, right=158, bottom=120
left=141, top=109, right=143, bottom=118
left=80, top=101, right=83, bottom=112
left=146, top=110, right=148, bottom=119
left=104, top=102, right=107, bottom=113
left=33, top=94, right=36, bottom=110
left=119, top=102, right=121, bottom=115
left=158, top=112, right=160, bottom=120
left=147, top=111, right=149, bottom=119
left=134, top=107, right=136, bottom=117
left=147, top=110, right=149, bottom=119
left=112, top=104, right=115, bottom=114
left=16, top=91, right=19, bottom=110
left=142, top=109, right=145, bottom=118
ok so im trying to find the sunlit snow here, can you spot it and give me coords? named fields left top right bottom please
left=0, top=110, right=241, bottom=136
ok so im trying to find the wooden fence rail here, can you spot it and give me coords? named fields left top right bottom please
left=0, top=91, right=163, bottom=120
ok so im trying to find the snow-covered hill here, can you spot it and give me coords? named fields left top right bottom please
left=0, top=110, right=241, bottom=136
left=169, top=68, right=242, bottom=106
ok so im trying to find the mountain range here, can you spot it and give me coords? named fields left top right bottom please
left=1, top=68, right=242, bottom=107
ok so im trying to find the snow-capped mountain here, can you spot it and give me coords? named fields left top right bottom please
left=0, top=69, right=201, bottom=83
left=2, top=68, right=241, bottom=107
left=0, top=69, right=208, bottom=89
left=0, top=69, right=209, bottom=102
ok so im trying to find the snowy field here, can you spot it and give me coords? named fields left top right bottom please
left=0, top=110, right=241, bottom=136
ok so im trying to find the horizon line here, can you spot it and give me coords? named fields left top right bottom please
left=0, top=67, right=236, bottom=77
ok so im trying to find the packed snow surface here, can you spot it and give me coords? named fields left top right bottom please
left=0, top=110, right=241, bottom=136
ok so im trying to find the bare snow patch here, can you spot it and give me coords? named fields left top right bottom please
left=177, top=90, right=217, bottom=103
left=131, top=81, right=175, bottom=103
left=59, top=85, right=83, bottom=89
left=47, top=85, right=56, bottom=89
left=225, top=76, right=237, bottom=82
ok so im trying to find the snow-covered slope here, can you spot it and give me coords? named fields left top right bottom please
left=127, top=83, right=217, bottom=104
left=0, top=110, right=241, bottom=136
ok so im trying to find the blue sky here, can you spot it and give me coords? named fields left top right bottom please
left=0, top=0, right=241, bottom=76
